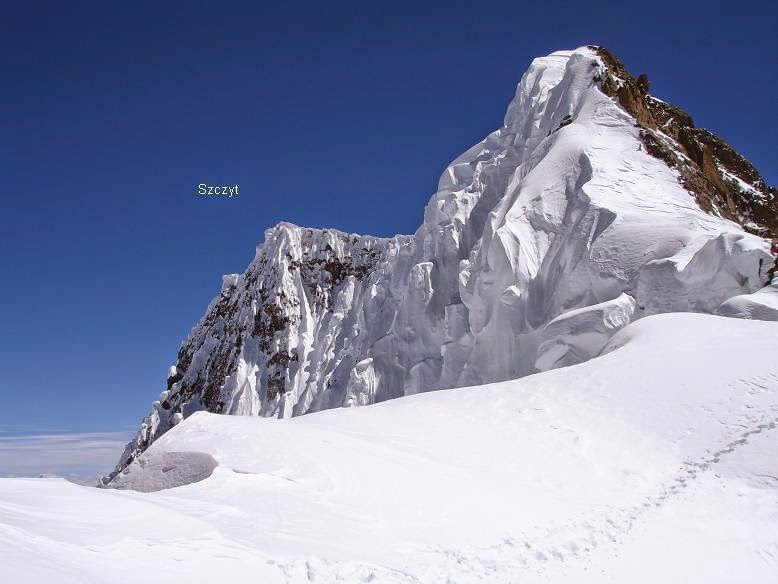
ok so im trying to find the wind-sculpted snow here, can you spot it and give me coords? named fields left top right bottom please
left=109, top=451, right=217, bottom=492
left=109, top=46, right=775, bottom=482
left=716, top=276, right=778, bottom=321
left=534, top=292, right=636, bottom=371
left=5, top=314, right=778, bottom=583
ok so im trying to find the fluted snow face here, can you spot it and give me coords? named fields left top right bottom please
left=110, top=225, right=414, bottom=478
left=380, top=47, right=770, bottom=387
left=109, top=47, right=773, bottom=482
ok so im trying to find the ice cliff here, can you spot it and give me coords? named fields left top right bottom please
left=107, top=46, right=776, bottom=483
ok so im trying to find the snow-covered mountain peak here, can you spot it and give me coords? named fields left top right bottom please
left=106, top=46, right=776, bottom=484
left=503, top=47, right=590, bottom=134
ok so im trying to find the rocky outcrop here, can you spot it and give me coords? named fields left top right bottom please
left=594, top=47, right=777, bottom=242
left=107, top=225, right=412, bottom=481
left=106, top=46, right=775, bottom=485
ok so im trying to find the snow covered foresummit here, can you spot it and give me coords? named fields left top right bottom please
left=107, top=46, right=776, bottom=483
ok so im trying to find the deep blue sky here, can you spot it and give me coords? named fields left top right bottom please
left=1, top=1, right=776, bottom=454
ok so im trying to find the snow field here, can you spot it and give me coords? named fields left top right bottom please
left=3, top=313, right=777, bottom=582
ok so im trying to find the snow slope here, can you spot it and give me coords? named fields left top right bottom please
left=4, top=313, right=777, bottom=583
left=111, top=46, right=774, bottom=480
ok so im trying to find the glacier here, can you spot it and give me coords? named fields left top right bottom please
left=108, top=46, right=776, bottom=482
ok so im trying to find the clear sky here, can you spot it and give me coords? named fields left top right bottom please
left=1, top=1, right=776, bottom=476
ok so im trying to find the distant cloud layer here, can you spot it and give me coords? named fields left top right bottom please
left=0, top=430, right=132, bottom=484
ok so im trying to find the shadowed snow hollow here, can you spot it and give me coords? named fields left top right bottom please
left=716, top=276, right=778, bottom=321
left=109, top=451, right=217, bottom=492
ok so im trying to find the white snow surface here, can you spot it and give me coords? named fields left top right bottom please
left=3, top=313, right=778, bottom=582
left=116, top=46, right=773, bottom=475
left=717, top=276, right=778, bottom=321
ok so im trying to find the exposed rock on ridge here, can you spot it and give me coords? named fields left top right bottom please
left=108, top=225, right=412, bottom=480
left=594, top=46, right=777, bottom=240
